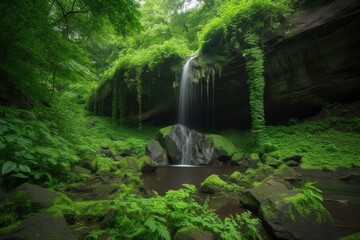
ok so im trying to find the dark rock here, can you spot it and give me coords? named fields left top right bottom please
left=340, top=173, right=360, bottom=184
left=2, top=213, right=77, bottom=240
left=263, top=154, right=282, bottom=168
left=140, top=156, right=158, bottom=173
left=100, top=147, right=113, bottom=158
left=77, top=158, right=97, bottom=172
left=286, top=160, right=300, bottom=167
left=174, top=227, right=214, bottom=240
left=145, top=140, right=168, bottom=166
left=282, top=155, right=302, bottom=164
left=157, top=125, right=236, bottom=166
left=93, top=184, right=119, bottom=200
left=15, top=183, right=58, bottom=208
left=241, top=179, right=337, bottom=240
left=120, top=148, right=132, bottom=157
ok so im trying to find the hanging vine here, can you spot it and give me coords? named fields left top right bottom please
left=242, top=32, right=265, bottom=131
left=135, top=67, right=143, bottom=128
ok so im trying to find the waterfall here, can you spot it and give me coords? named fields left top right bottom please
left=178, top=56, right=197, bottom=165
left=178, top=56, right=197, bottom=126
left=177, top=56, right=216, bottom=165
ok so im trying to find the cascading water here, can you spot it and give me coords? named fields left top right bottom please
left=178, top=56, right=197, bottom=165
left=177, top=56, right=216, bottom=165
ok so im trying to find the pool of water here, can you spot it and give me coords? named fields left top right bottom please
left=142, top=166, right=360, bottom=238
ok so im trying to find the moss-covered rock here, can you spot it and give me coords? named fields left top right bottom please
left=139, top=156, right=158, bottom=173
left=200, top=174, right=227, bottom=194
left=145, top=139, right=168, bottom=166
left=242, top=179, right=337, bottom=240
left=174, top=227, right=214, bottom=240
left=339, top=232, right=360, bottom=240
left=206, top=134, right=238, bottom=159
left=117, top=156, right=140, bottom=171
left=229, top=171, right=242, bottom=182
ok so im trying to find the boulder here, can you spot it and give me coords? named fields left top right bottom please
left=100, top=146, right=113, bottom=158
left=72, top=165, right=91, bottom=175
left=120, top=148, right=132, bottom=157
left=200, top=174, right=227, bottom=194
left=157, top=125, right=237, bottom=166
left=15, top=183, right=58, bottom=208
left=145, top=140, right=168, bottom=166
left=117, top=156, right=140, bottom=171
left=174, top=227, right=214, bottom=240
left=139, top=156, right=158, bottom=173
left=2, top=213, right=77, bottom=240
left=241, top=179, right=337, bottom=240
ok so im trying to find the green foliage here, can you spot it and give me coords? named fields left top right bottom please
left=0, top=0, right=140, bottom=104
left=0, top=107, right=77, bottom=187
left=221, top=117, right=360, bottom=169
left=90, top=184, right=262, bottom=240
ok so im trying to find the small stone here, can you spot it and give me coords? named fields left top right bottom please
left=100, top=147, right=113, bottom=158
left=120, top=148, right=132, bottom=157
left=286, top=160, right=300, bottom=167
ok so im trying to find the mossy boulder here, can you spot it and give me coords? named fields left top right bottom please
left=139, top=156, right=158, bottom=173
left=145, top=139, right=168, bottom=166
left=241, top=179, right=337, bottom=240
left=206, top=134, right=238, bottom=161
left=200, top=174, right=227, bottom=194
left=339, top=232, right=360, bottom=240
left=117, top=156, right=140, bottom=171
left=229, top=171, right=242, bottom=182
left=174, top=227, right=214, bottom=240
left=14, top=183, right=59, bottom=208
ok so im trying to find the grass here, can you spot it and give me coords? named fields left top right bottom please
left=220, top=118, right=360, bottom=170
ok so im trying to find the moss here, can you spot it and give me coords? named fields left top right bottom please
left=284, top=193, right=326, bottom=223
left=96, top=156, right=114, bottom=172
left=159, top=126, right=173, bottom=138
left=260, top=202, right=277, bottom=221
left=74, top=200, right=112, bottom=221
left=175, top=227, right=213, bottom=240
left=200, top=174, right=227, bottom=194
left=206, top=134, right=238, bottom=156
left=117, top=156, right=141, bottom=171
left=250, top=153, right=260, bottom=161
left=229, top=171, right=242, bottom=182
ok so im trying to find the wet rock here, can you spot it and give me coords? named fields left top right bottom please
left=145, top=140, right=168, bottom=166
left=200, top=174, right=227, bottom=194
left=241, top=179, right=337, bottom=240
left=157, top=125, right=237, bottom=166
left=174, top=227, right=214, bottom=240
left=100, top=147, right=113, bottom=158
left=120, top=148, right=132, bottom=157
left=15, top=183, right=58, bottom=208
left=2, top=213, right=77, bottom=240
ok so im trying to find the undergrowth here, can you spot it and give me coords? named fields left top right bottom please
left=89, top=184, right=262, bottom=240
left=221, top=117, right=360, bottom=169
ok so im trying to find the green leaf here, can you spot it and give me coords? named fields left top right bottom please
left=4, top=135, right=18, bottom=143
left=19, top=164, right=31, bottom=173
left=0, top=141, right=6, bottom=150
left=2, top=161, right=17, bottom=174
left=11, top=173, right=29, bottom=179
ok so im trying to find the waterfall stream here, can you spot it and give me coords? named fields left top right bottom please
left=177, top=56, right=216, bottom=165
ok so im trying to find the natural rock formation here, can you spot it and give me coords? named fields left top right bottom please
left=156, top=125, right=238, bottom=166
left=241, top=179, right=338, bottom=240
left=145, top=140, right=168, bottom=166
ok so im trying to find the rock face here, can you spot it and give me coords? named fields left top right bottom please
left=88, top=0, right=360, bottom=128
left=213, top=0, right=360, bottom=127
left=241, top=179, right=338, bottom=240
left=157, top=125, right=237, bottom=165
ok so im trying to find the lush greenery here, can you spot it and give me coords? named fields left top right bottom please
left=221, top=116, right=360, bottom=170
